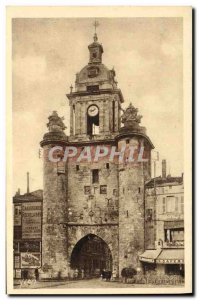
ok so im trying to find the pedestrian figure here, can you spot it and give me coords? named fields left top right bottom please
left=35, top=268, right=39, bottom=281
left=112, top=269, right=117, bottom=281
left=69, top=268, right=74, bottom=280
left=81, top=268, right=84, bottom=279
left=74, top=268, right=79, bottom=280
left=101, top=269, right=107, bottom=281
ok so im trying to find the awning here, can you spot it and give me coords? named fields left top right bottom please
left=164, top=220, right=184, bottom=229
left=156, top=249, right=184, bottom=264
left=139, top=249, right=162, bottom=263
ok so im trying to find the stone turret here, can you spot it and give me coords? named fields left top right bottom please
left=41, top=111, right=67, bottom=145
left=40, top=111, right=68, bottom=279
left=117, top=103, right=154, bottom=275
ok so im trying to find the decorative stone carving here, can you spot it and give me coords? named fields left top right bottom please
left=47, top=111, right=66, bottom=132
left=121, top=103, right=142, bottom=127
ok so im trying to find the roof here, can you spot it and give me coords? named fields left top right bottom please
left=145, top=176, right=183, bottom=188
left=13, top=189, right=43, bottom=203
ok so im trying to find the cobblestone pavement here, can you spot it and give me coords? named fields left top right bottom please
left=14, top=278, right=182, bottom=289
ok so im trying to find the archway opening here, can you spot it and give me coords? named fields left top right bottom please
left=70, top=234, right=112, bottom=278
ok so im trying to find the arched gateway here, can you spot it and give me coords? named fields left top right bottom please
left=40, top=30, right=153, bottom=280
left=70, top=234, right=112, bottom=277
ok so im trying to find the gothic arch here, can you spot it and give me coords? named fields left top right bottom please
left=70, top=234, right=112, bottom=277
left=67, top=226, right=119, bottom=276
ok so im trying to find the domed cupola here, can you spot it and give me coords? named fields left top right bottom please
left=74, top=32, right=118, bottom=93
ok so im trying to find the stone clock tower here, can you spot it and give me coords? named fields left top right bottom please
left=67, top=32, right=123, bottom=141
left=40, top=31, right=154, bottom=279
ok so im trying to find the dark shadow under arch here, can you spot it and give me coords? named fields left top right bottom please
left=70, top=234, right=112, bottom=278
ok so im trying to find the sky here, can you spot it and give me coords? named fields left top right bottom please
left=12, top=17, right=183, bottom=195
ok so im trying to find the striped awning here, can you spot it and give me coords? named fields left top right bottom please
left=156, top=249, right=184, bottom=264
left=139, top=249, right=162, bottom=263
left=139, top=249, right=184, bottom=264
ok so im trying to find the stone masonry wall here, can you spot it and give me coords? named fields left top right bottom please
left=118, top=137, right=151, bottom=275
left=67, top=146, right=119, bottom=224
left=41, top=145, right=68, bottom=278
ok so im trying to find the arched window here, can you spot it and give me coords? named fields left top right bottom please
left=87, top=105, right=99, bottom=136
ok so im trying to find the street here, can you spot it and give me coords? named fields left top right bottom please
left=14, top=278, right=182, bottom=289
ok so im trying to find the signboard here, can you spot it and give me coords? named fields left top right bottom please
left=139, top=257, right=155, bottom=263
left=21, top=252, right=41, bottom=269
left=14, top=205, right=22, bottom=226
left=22, top=202, right=42, bottom=239
left=14, top=255, right=20, bottom=268
left=15, top=269, right=22, bottom=279
left=20, top=241, right=40, bottom=252
left=156, top=259, right=184, bottom=264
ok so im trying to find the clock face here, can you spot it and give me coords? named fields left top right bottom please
left=88, top=105, right=99, bottom=117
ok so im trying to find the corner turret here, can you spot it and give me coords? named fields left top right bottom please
left=40, top=111, right=67, bottom=147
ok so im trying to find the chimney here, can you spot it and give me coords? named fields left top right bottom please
left=27, top=172, right=30, bottom=194
left=162, top=159, right=166, bottom=178
left=16, top=188, right=20, bottom=196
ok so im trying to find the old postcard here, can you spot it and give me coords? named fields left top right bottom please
left=6, top=6, right=192, bottom=295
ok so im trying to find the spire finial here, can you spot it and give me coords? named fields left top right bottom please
left=93, top=20, right=99, bottom=42
left=93, top=20, right=99, bottom=34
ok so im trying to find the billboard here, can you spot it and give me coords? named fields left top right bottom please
left=21, top=252, right=41, bottom=269
left=14, top=205, right=22, bottom=226
left=14, top=255, right=20, bottom=268
left=22, top=202, right=42, bottom=239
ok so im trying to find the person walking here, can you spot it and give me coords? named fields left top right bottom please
left=112, top=269, right=117, bottom=281
left=74, top=268, right=79, bottom=280
left=35, top=268, right=39, bottom=281
left=81, top=268, right=84, bottom=280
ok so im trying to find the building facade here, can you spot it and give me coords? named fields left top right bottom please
left=40, top=33, right=154, bottom=279
left=13, top=189, right=43, bottom=279
left=140, top=161, right=184, bottom=276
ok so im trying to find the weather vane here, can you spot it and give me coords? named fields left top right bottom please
left=93, top=20, right=99, bottom=34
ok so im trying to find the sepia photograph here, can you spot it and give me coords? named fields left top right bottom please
left=6, top=6, right=192, bottom=295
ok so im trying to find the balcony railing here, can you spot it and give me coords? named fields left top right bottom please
left=163, top=241, right=184, bottom=248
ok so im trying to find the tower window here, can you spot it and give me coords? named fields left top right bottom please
left=73, top=105, right=75, bottom=135
left=87, top=105, right=99, bottom=136
left=126, top=139, right=130, bottom=144
left=76, top=165, right=80, bottom=171
left=84, top=186, right=91, bottom=195
left=146, top=209, right=153, bottom=221
left=100, top=185, right=107, bottom=194
left=92, top=169, right=99, bottom=184
left=106, top=163, right=109, bottom=169
left=112, top=101, right=115, bottom=132
left=87, top=85, right=99, bottom=93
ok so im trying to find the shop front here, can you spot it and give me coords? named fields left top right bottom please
left=139, top=248, right=184, bottom=277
